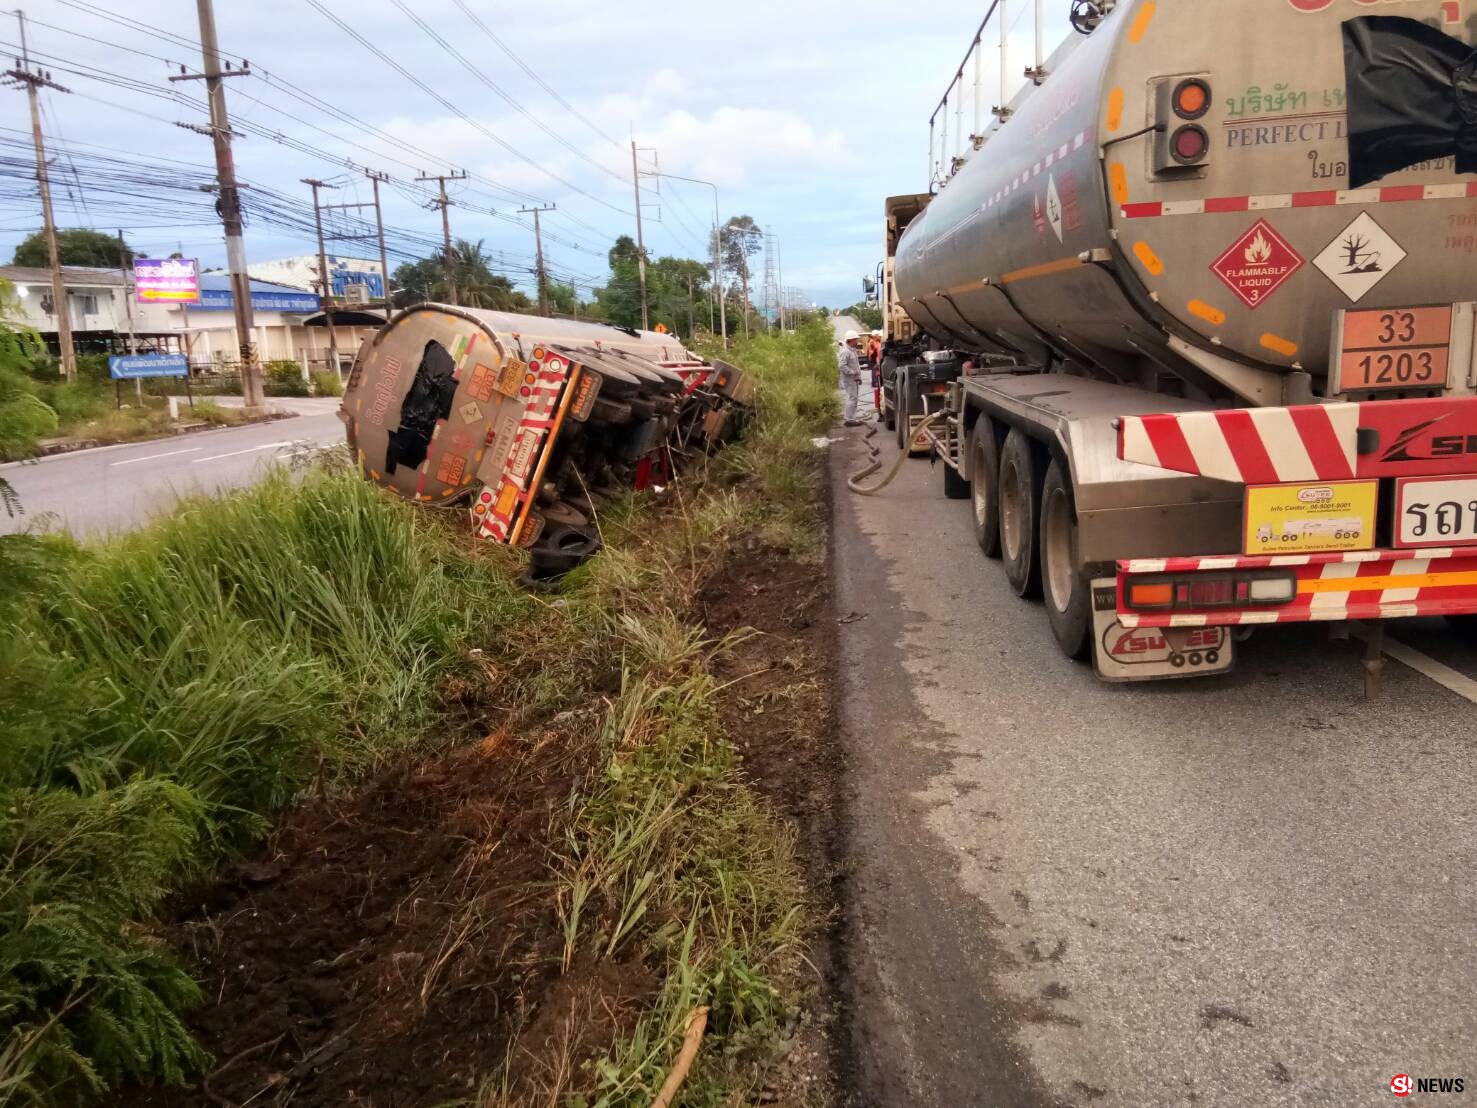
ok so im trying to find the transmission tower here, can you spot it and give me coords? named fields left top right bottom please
left=761, top=228, right=779, bottom=328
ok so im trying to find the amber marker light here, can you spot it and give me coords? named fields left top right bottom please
left=1172, top=78, right=1211, bottom=120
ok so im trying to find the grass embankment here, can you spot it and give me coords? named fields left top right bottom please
left=0, top=320, right=838, bottom=1104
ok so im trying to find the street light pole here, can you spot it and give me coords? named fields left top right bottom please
left=641, top=170, right=725, bottom=349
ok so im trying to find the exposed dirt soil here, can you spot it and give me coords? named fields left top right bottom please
left=696, top=526, right=845, bottom=1107
left=123, top=525, right=842, bottom=1107
left=122, top=716, right=656, bottom=1108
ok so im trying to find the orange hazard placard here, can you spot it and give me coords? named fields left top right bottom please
left=1337, top=306, right=1453, bottom=393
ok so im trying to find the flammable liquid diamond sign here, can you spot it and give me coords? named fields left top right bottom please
left=1210, top=219, right=1304, bottom=309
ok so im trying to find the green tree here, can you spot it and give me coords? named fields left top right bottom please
left=390, top=240, right=531, bottom=311
left=595, top=235, right=644, bottom=327
left=12, top=228, right=134, bottom=269
left=843, top=302, right=883, bottom=330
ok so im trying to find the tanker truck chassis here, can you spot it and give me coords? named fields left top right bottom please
left=883, top=0, right=1477, bottom=684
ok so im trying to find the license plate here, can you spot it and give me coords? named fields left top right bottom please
left=508, top=429, right=539, bottom=483
left=1336, top=306, right=1453, bottom=394
left=1394, top=476, right=1477, bottom=548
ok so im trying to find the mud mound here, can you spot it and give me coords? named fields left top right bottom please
left=127, top=723, right=652, bottom=1107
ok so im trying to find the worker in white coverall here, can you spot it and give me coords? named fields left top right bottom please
left=838, top=330, right=864, bottom=426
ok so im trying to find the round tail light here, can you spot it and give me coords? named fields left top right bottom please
left=1171, top=124, right=1210, bottom=165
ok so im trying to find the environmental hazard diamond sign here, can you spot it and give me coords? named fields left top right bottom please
left=1312, top=211, right=1406, bottom=303
left=1210, top=219, right=1304, bottom=309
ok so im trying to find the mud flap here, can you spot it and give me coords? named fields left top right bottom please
left=1089, top=578, right=1234, bottom=682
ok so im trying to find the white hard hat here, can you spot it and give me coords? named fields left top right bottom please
left=871, top=329, right=884, bottom=337
left=843, top=329, right=860, bottom=342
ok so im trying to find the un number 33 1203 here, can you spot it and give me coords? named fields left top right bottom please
left=1355, top=349, right=1436, bottom=386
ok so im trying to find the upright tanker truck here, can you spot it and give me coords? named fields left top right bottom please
left=883, top=0, right=1477, bottom=682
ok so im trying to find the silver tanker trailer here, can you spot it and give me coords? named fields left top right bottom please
left=340, top=306, right=750, bottom=577
left=884, top=0, right=1477, bottom=684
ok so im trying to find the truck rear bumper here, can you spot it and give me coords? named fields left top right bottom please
left=1117, top=547, right=1477, bottom=628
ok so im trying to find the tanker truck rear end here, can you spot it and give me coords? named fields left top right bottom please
left=888, top=0, right=1477, bottom=682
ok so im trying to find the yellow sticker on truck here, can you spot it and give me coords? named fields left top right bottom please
left=1243, top=480, right=1378, bottom=555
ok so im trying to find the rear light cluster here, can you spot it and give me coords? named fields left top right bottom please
left=1154, top=75, right=1212, bottom=173
left=1125, top=572, right=1296, bottom=611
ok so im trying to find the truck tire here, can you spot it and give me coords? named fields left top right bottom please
left=943, top=455, right=970, bottom=499
left=883, top=390, right=896, bottom=432
left=968, top=417, right=1001, bottom=558
left=1040, top=457, right=1090, bottom=659
left=999, top=428, right=1043, bottom=598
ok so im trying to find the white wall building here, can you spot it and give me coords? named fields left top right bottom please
left=240, top=255, right=386, bottom=301
left=1, top=266, right=378, bottom=371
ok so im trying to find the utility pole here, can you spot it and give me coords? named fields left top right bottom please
left=303, top=178, right=340, bottom=376
left=630, top=141, right=649, bottom=330
left=517, top=203, right=555, bottom=316
left=171, top=0, right=261, bottom=406
left=366, top=169, right=391, bottom=311
left=116, top=230, right=137, bottom=355
left=7, top=12, right=75, bottom=379
left=416, top=170, right=467, bottom=305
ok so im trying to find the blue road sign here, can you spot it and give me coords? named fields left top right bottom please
left=108, top=353, right=190, bottom=380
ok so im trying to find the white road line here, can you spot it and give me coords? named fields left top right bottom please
left=192, top=441, right=294, bottom=463
left=108, top=447, right=201, bottom=467
left=1355, top=627, right=1477, bottom=705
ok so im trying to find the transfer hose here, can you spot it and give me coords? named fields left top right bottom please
left=847, top=411, right=949, bottom=496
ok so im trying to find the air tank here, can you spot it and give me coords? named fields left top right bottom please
left=894, top=0, right=1474, bottom=407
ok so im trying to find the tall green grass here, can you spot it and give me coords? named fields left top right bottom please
left=0, top=321, right=838, bottom=1104
left=0, top=471, right=529, bottom=1101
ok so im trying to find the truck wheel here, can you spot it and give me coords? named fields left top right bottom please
left=999, top=429, right=1043, bottom=598
left=883, top=392, right=896, bottom=432
left=968, top=418, right=1001, bottom=558
left=1040, top=458, right=1090, bottom=659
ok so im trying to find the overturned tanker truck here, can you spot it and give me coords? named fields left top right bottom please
left=883, top=0, right=1477, bottom=684
left=341, top=305, right=751, bottom=575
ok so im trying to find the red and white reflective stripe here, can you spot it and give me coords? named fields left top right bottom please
left=1119, top=403, right=1360, bottom=484
left=1121, top=182, right=1477, bottom=220
left=1117, top=548, right=1477, bottom=628
left=980, top=131, right=1093, bottom=213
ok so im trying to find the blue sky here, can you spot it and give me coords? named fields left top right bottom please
left=2, top=1, right=1071, bottom=310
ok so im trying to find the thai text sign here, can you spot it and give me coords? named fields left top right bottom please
left=134, top=258, right=200, bottom=304
left=108, top=353, right=189, bottom=380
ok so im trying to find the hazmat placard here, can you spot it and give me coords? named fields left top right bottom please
left=1243, top=480, right=1378, bottom=555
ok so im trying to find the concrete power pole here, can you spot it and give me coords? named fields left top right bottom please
left=630, top=141, right=649, bottom=331
left=7, top=12, right=75, bottom=379
left=303, top=178, right=340, bottom=375
left=171, top=0, right=261, bottom=406
left=517, top=204, right=555, bottom=316
left=416, top=171, right=467, bottom=305
left=366, top=169, right=391, bottom=311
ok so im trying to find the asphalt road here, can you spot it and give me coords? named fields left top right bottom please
left=830, top=427, right=1477, bottom=1108
left=0, top=399, right=345, bottom=538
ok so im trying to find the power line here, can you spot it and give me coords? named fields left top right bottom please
left=448, top=0, right=623, bottom=150
left=304, top=0, right=632, bottom=217
left=389, top=0, right=625, bottom=184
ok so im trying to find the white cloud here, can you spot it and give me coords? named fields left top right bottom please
left=636, top=107, right=858, bottom=188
